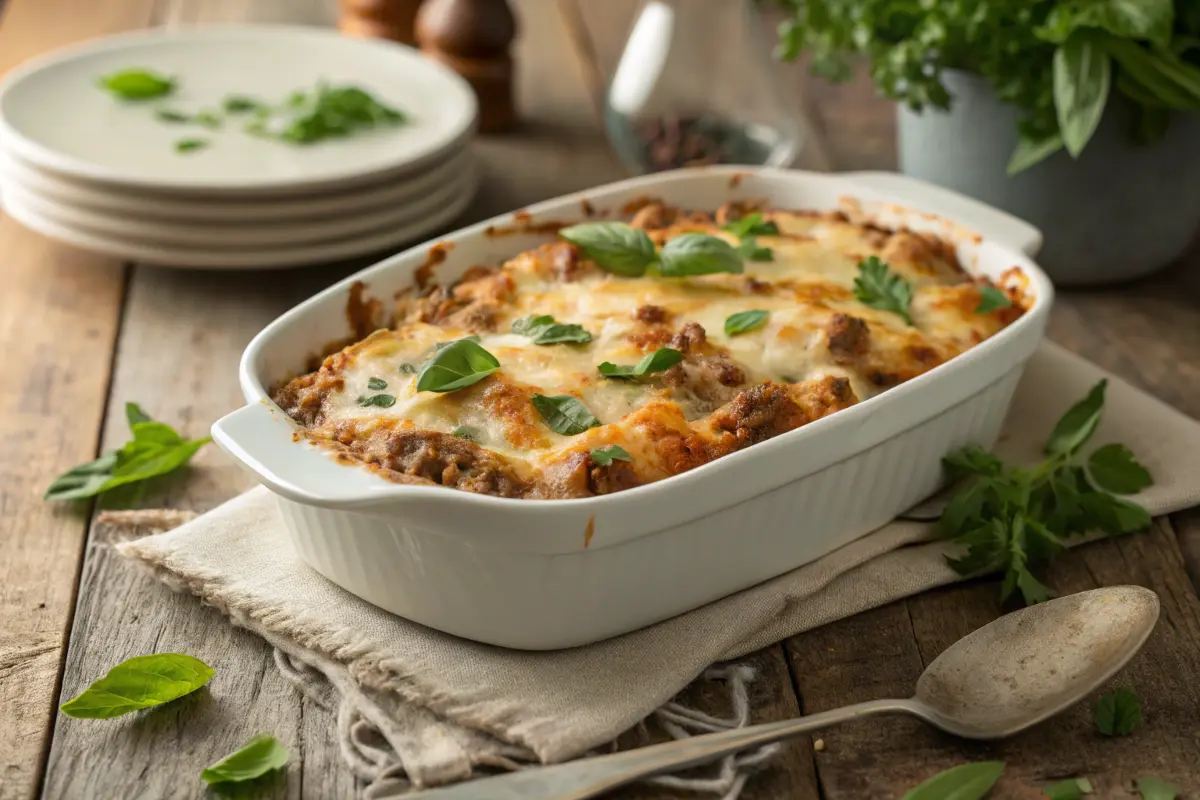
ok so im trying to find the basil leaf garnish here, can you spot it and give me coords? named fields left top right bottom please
left=60, top=653, right=214, bottom=718
left=597, top=347, right=683, bottom=379
left=434, top=334, right=481, bottom=351
left=853, top=256, right=913, bottom=325
left=658, top=234, right=744, bottom=277
left=175, top=138, right=209, bottom=154
left=512, top=314, right=592, bottom=345
left=367, top=377, right=388, bottom=390
left=44, top=407, right=211, bottom=501
left=155, top=109, right=190, bottom=123
left=223, top=95, right=266, bottom=114
left=532, top=395, right=601, bottom=435
left=398, top=363, right=418, bottom=374
left=590, top=445, right=632, bottom=466
left=725, top=309, right=769, bottom=336
left=723, top=212, right=779, bottom=239
left=358, top=394, right=396, bottom=408
left=201, top=735, right=289, bottom=785
left=737, top=237, right=773, bottom=262
left=417, top=339, right=500, bottom=393
left=452, top=425, right=476, bottom=441
left=558, top=222, right=657, bottom=277
left=975, top=285, right=1013, bottom=313
left=97, top=69, right=175, bottom=100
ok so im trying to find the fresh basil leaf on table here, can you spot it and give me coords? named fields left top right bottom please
left=597, top=347, right=683, bottom=380
left=590, top=445, right=632, bottom=466
left=532, top=395, right=601, bottom=436
left=900, top=761, right=1004, bottom=800
left=558, top=222, right=658, bottom=277
left=97, top=69, right=175, bottom=100
left=658, top=233, right=744, bottom=277
left=511, top=314, right=593, bottom=345
left=60, top=653, right=214, bottom=718
left=416, top=339, right=500, bottom=393
left=1137, top=776, right=1180, bottom=800
left=853, top=256, right=913, bottom=325
left=201, top=735, right=290, bottom=785
left=44, top=405, right=211, bottom=501
left=1043, top=777, right=1093, bottom=800
left=724, top=309, right=769, bottom=336
left=975, top=286, right=1013, bottom=314
left=1094, top=687, right=1141, bottom=736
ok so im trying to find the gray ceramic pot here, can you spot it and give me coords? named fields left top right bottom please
left=898, top=70, right=1200, bottom=285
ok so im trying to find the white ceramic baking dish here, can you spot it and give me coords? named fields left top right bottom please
left=212, top=167, right=1052, bottom=650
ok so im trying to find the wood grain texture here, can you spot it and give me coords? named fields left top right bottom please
left=0, top=0, right=161, bottom=794
left=788, top=522, right=1200, bottom=798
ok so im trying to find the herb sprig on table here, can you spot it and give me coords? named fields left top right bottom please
left=44, top=402, right=211, bottom=502
left=938, top=380, right=1153, bottom=606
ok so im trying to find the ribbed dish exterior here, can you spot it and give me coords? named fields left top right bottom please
left=277, top=368, right=1022, bottom=649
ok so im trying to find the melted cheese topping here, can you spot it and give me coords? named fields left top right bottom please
left=275, top=207, right=1028, bottom=498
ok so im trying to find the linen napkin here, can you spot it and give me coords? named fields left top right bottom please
left=117, top=342, right=1200, bottom=797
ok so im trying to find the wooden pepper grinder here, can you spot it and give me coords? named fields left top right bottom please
left=338, top=0, right=423, bottom=45
left=415, top=0, right=518, bottom=133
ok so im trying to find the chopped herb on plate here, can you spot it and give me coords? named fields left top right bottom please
left=98, top=68, right=175, bottom=100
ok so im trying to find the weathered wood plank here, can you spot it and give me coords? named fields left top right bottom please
left=788, top=521, right=1200, bottom=798
left=0, top=0, right=161, bottom=794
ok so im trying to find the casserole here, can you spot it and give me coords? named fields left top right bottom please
left=213, top=167, right=1052, bottom=649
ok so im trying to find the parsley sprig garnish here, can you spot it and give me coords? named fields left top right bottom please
left=853, top=256, right=913, bottom=325
left=939, top=380, right=1153, bottom=606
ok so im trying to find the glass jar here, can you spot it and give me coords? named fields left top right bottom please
left=603, top=0, right=801, bottom=174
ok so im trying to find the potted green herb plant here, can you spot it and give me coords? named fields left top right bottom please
left=774, top=0, right=1200, bottom=285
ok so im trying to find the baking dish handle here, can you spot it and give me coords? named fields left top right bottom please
left=212, top=402, right=402, bottom=510
left=841, top=170, right=1043, bottom=256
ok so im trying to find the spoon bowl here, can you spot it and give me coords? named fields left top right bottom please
left=912, top=585, right=1160, bottom=738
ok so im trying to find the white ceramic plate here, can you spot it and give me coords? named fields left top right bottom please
left=3, top=168, right=479, bottom=269
left=3, top=161, right=475, bottom=247
left=0, top=25, right=477, bottom=195
left=0, top=144, right=473, bottom=223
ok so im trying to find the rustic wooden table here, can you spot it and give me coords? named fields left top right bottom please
left=4, top=1, right=1200, bottom=798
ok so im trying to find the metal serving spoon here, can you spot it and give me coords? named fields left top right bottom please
left=412, top=586, right=1158, bottom=800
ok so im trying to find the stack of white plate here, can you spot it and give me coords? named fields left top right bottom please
left=0, top=26, right=479, bottom=268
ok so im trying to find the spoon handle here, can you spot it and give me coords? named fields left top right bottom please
left=410, top=698, right=919, bottom=800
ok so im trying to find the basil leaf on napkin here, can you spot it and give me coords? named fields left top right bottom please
left=1044, top=380, right=1106, bottom=456
left=416, top=339, right=500, bottom=393
left=98, top=69, right=175, bottom=100
left=512, top=314, right=593, bottom=345
left=853, top=256, right=913, bottom=325
left=532, top=395, right=601, bottom=435
left=60, top=653, right=214, bottom=718
left=597, top=347, right=683, bottom=379
left=658, top=234, right=744, bottom=277
left=900, top=761, right=1004, bottom=800
left=1086, top=443, right=1152, bottom=494
left=975, top=286, right=1013, bottom=314
left=590, top=445, right=632, bottom=466
left=44, top=406, right=211, bottom=501
left=558, top=222, right=658, bottom=277
left=201, top=735, right=290, bottom=785
left=725, top=310, right=769, bottom=336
